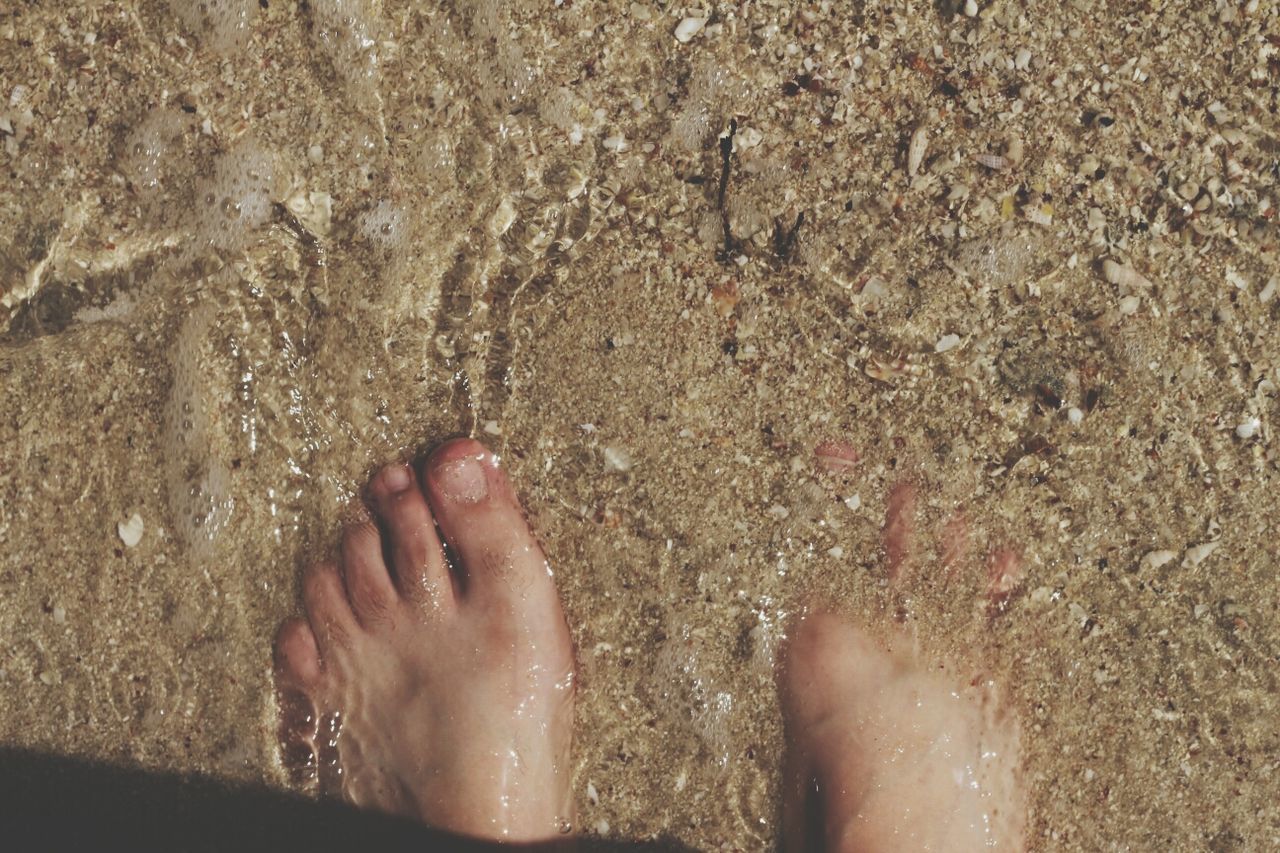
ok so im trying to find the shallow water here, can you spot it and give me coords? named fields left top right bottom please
left=2, top=0, right=1278, bottom=848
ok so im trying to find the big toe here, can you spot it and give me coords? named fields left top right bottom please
left=421, top=439, right=562, bottom=620
left=780, top=610, right=894, bottom=728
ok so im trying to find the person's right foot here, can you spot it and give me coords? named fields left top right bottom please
left=780, top=483, right=1026, bottom=851
left=272, top=438, right=576, bottom=843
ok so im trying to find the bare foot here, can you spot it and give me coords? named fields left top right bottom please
left=780, top=482, right=1026, bottom=852
left=272, top=438, right=576, bottom=843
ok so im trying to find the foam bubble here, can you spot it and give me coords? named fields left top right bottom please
left=122, top=108, right=188, bottom=193
left=168, top=0, right=256, bottom=54
left=162, top=303, right=234, bottom=563
left=358, top=200, right=407, bottom=252
left=670, top=62, right=741, bottom=151
left=192, top=140, right=277, bottom=254
left=308, top=0, right=381, bottom=102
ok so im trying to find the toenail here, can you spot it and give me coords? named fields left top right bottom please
left=382, top=464, right=412, bottom=493
left=434, top=453, right=489, bottom=503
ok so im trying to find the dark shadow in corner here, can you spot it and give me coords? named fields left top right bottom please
left=0, top=747, right=696, bottom=852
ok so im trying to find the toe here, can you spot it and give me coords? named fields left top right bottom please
left=303, top=562, right=358, bottom=652
left=367, top=462, right=452, bottom=603
left=883, top=482, right=917, bottom=583
left=341, top=517, right=398, bottom=626
left=273, top=617, right=322, bottom=689
left=421, top=438, right=559, bottom=614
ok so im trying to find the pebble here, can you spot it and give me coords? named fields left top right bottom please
left=118, top=512, right=144, bottom=548
left=964, top=0, right=978, bottom=15
left=1118, top=295, right=1141, bottom=315
left=935, top=333, right=961, bottom=352
left=1235, top=417, right=1260, bottom=439
left=1067, top=407, right=1084, bottom=424
left=586, top=781, right=599, bottom=806
left=603, top=446, right=633, bottom=472
left=843, top=493, right=861, bottom=511
left=674, top=17, right=706, bottom=43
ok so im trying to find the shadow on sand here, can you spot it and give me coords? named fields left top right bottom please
left=0, top=747, right=696, bottom=852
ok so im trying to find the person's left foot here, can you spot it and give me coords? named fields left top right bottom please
left=273, top=438, right=576, bottom=842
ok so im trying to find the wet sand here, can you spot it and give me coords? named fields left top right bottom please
left=2, top=1, right=1278, bottom=849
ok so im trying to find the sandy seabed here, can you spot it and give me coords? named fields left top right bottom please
left=1, top=1, right=1277, bottom=849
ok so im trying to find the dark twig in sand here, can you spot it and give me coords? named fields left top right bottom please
left=716, top=118, right=738, bottom=261
left=772, top=211, right=805, bottom=262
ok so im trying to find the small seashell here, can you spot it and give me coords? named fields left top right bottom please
left=118, top=513, right=145, bottom=548
left=973, top=152, right=1008, bottom=170
left=674, top=17, right=707, bottom=43
left=907, top=126, right=928, bottom=177
left=1101, top=259, right=1153, bottom=291
left=815, top=440, right=860, bottom=474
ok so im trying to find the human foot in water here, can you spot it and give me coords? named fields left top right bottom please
left=273, top=438, right=576, bottom=842
left=780, top=485, right=1026, bottom=851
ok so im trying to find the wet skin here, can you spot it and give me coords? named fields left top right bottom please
left=273, top=438, right=575, bottom=843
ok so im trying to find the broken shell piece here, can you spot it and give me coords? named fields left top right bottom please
left=865, top=354, right=923, bottom=382
left=1140, top=550, right=1177, bottom=571
left=1182, top=541, right=1219, bottom=568
left=285, top=189, right=333, bottom=237
left=907, top=126, right=928, bottom=177
left=815, top=440, right=860, bottom=474
left=674, top=17, right=707, bottom=42
left=934, top=333, right=961, bottom=353
left=603, top=446, right=633, bottom=472
left=118, top=513, right=145, bottom=548
left=974, top=152, right=1009, bottom=171
left=1118, top=295, right=1141, bottom=315
left=734, top=126, right=763, bottom=151
left=1101, top=259, right=1153, bottom=290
